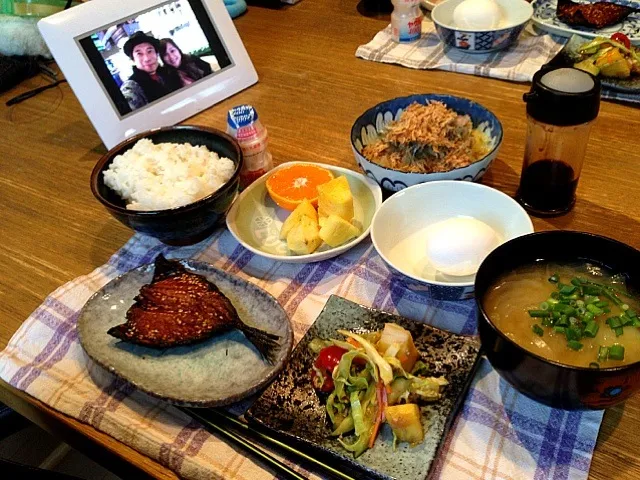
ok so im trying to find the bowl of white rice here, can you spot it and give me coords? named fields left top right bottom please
left=91, top=125, right=242, bottom=245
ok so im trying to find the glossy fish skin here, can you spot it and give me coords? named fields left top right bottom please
left=557, top=0, right=635, bottom=29
left=108, top=255, right=280, bottom=363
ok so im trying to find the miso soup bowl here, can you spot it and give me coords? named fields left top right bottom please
left=476, top=231, right=640, bottom=410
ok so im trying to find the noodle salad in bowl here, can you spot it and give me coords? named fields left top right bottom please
left=351, top=94, right=503, bottom=192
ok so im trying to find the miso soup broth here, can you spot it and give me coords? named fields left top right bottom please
left=483, top=262, right=640, bottom=368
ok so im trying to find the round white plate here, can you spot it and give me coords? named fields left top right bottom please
left=226, top=162, right=382, bottom=264
left=531, top=0, right=640, bottom=45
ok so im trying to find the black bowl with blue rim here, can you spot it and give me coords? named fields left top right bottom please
left=432, top=0, right=533, bottom=54
left=350, top=94, right=503, bottom=193
left=476, top=231, right=640, bottom=410
left=90, top=125, right=242, bottom=246
left=370, top=180, right=533, bottom=301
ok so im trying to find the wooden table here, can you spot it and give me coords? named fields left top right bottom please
left=1, top=0, right=639, bottom=478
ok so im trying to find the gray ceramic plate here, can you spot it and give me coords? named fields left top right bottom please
left=559, top=34, right=640, bottom=93
left=77, top=259, right=293, bottom=407
left=246, top=295, right=481, bottom=480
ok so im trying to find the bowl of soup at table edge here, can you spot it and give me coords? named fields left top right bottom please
left=90, top=125, right=242, bottom=246
left=476, top=231, right=640, bottom=410
left=350, top=94, right=503, bottom=193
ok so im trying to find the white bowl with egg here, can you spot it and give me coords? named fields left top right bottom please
left=432, top=0, right=534, bottom=53
left=370, top=180, right=533, bottom=300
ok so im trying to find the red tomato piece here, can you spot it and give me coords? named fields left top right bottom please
left=611, top=33, right=631, bottom=50
left=311, top=346, right=348, bottom=392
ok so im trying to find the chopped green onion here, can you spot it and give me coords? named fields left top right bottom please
left=586, top=304, right=603, bottom=316
left=622, top=304, right=630, bottom=311
left=571, top=278, right=583, bottom=287
left=603, top=307, right=611, bottom=313
left=553, top=326, right=566, bottom=334
left=609, top=344, right=625, bottom=361
left=614, top=327, right=624, bottom=337
left=627, top=309, right=637, bottom=319
left=556, top=316, right=570, bottom=328
left=577, top=307, right=587, bottom=316
left=528, top=310, right=551, bottom=318
left=595, top=301, right=609, bottom=308
left=539, top=301, right=550, bottom=311
left=584, top=295, right=599, bottom=305
left=598, top=346, right=609, bottom=362
left=541, top=318, right=554, bottom=327
left=601, top=289, right=623, bottom=307
left=583, top=285, right=602, bottom=295
left=584, top=312, right=595, bottom=322
left=549, top=274, right=559, bottom=283
left=621, top=314, right=633, bottom=326
left=567, top=340, right=583, bottom=351
left=550, top=292, right=560, bottom=300
left=583, top=321, right=599, bottom=338
left=608, top=317, right=622, bottom=329
left=566, top=326, right=582, bottom=341
left=552, top=311, right=561, bottom=320
left=532, top=324, right=544, bottom=337
left=576, top=300, right=585, bottom=308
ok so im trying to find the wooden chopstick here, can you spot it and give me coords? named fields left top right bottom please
left=183, top=408, right=307, bottom=480
left=184, top=407, right=357, bottom=480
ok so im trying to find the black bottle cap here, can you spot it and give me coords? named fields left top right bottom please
left=523, top=66, right=601, bottom=126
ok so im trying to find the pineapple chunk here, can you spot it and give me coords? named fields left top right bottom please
left=574, top=58, right=600, bottom=77
left=318, top=214, right=360, bottom=247
left=376, top=323, right=420, bottom=372
left=286, top=216, right=322, bottom=255
left=280, top=199, right=318, bottom=240
left=595, top=48, right=631, bottom=78
left=317, top=176, right=354, bottom=221
left=384, top=404, right=424, bottom=446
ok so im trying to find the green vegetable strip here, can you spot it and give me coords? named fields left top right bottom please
left=528, top=310, right=551, bottom=318
left=583, top=321, right=599, bottom=338
left=598, top=346, right=609, bottom=362
left=609, top=344, right=625, bottom=361
left=567, top=340, right=583, bottom=351
left=532, top=324, right=544, bottom=336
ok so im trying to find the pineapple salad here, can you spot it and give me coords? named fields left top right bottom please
left=279, top=176, right=361, bottom=255
left=309, top=323, right=448, bottom=457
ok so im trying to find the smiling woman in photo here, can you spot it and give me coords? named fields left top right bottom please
left=160, top=38, right=213, bottom=87
left=120, top=31, right=183, bottom=110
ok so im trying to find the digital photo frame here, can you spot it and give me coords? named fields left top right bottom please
left=38, top=0, right=258, bottom=148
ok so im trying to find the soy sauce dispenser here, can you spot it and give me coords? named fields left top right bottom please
left=516, top=66, right=601, bottom=217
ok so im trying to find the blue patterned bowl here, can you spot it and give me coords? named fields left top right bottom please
left=371, top=181, right=533, bottom=301
left=432, top=0, right=533, bottom=53
left=351, top=94, right=503, bottom=192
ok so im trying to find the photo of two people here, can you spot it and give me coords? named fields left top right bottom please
left=83, top=0, right=231, bottom=116
left=121, top=31, right=214, bottom=110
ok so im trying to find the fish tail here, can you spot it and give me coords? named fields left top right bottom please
left=239, top=324, right=280, bottom=365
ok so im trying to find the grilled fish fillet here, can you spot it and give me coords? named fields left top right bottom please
left=107, top=255, right=280, bottom=363
left=557, top=0, right=636, bottom=29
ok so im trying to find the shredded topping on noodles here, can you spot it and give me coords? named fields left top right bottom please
left=362, top=101, right=491, bottom=174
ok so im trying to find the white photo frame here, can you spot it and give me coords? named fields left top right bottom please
left=38, top=0, right=258, bottom=149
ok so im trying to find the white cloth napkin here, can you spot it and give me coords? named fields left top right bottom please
left=356, top=21, right=567, bottom=82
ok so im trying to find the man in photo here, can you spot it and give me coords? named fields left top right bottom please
left=120, top=31, right=182, bottom=110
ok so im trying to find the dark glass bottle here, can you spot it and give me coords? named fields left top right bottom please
left=516, top=67, right=601, bottom=217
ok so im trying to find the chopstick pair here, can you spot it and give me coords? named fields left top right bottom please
left=183, top=407, right=357, bottom=480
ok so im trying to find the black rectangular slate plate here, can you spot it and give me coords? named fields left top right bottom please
left=245, top=295, right=481, bottom=480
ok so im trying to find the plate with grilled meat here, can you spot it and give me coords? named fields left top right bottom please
left=78, top=255, right=293, bottom=407
left=532, top=0, right=640, bottom=44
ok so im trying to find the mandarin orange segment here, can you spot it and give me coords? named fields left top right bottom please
left=265, top=164, right=334, bottom=211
